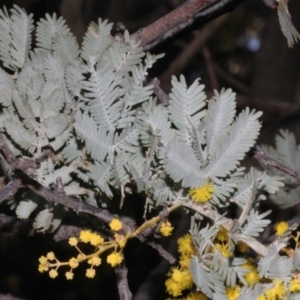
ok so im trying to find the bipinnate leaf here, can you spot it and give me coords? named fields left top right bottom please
left=16, top=200, right=37, bottom=219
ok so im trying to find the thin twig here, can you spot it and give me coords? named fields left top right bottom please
left=132, top=0, right=218, bottom=46
left=251, top=149, right=300, bottom=183
left=148, top=78, right=170, bottom=105
left=147, top=241, right=176, bottom=264
left=26, top=179, right=132, bottom=232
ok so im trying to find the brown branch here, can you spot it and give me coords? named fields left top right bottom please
left=26, top=179, right=133, bottom=232
left=147, top=241, right=176, bottom=264
left=53, top=224, right=82, bottom=242
left=132, top=0, right=218, bottom=46
left=132, top=0, right=245, bottom=50
left=0, top=134, right=15, bottom=164
left=251, top=149, right=300, bottom=183
left=0, top=134, right=53, bottom=176
left=0, top=179, right=23, bottom=204
left=114, top=263, right=132, bottom=300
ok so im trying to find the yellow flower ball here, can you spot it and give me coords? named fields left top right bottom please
left=68, top=237, right=78, bottom=246
left=88, top=256, right=101, bottom=266
left=107, top=252, right=123, bottom=267
left=290, top=278, right=300, bottom=292
left=39, top=256, right=48, bottom=265
left=46, top=252, right=55, bottom=261
left=165, top=278, right=183, bottom=297
left=38, top=264, right=49, bottom=273
left=189, top=182, right=214, bottom=203
left=274, top=221, right=289, bottom=237
left=109, top=218, right=123, bottom=231
left=49, top=269, right=58, bottom=279
left=65, top=271, right=74, bottom=280
left=86, top=268, right=96, bottom=278
left=69, top=257, right=79, bottom=269
left=160, top=221, right=174, bottom=237
left=226, top=286, right=240, bottom=300
left=89, top=232, right=104, bottom=246
left=178, top=234, right=196, bottom=255
left=79, top=230, right=92, bottom=243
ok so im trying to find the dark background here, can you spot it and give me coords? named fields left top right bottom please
left=0, top=0, right=300, bottom=299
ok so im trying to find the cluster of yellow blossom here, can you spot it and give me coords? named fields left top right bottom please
left=226, top=286, right=240, bottom=300
left=242, top=260, right=260, bottom=285
left=107, top=252, right=123, bottom=267
left=165, top=234, right=201, bottom=297
left=215, top=228, right=260, bottom=299
left=256, top=277, right=300, bottom=300
left=79, top=230, right=104, bottom=246
left=258, top=278, right=286, bottom=300
left=160, top=221, right=174, bottom=237
left=38, top=215, right=175, bottom=281
left=38, top=219, right=125, bottom=280
left=109, top=218, right=123, bottom=231
left=189, top=182, right=214, bottom=203
left=274, top=221, right=289, bottom=237
left=165, top=226, right=261, bottom=299
left=212, top=227, right=257, bottom=299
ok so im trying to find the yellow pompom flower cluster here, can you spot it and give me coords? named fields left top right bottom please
left=178, top=234, right=197, bottom=268
left=226, top=286, right=240, bottom=300
left=38, top=228, right=126, bottom=280
left=213, top=226, right=232, bottom=258
left=256, top=276, right=300, bottom=300
left=189, top=182, right=214, bottom=203
left=109, top=218, right=123, bottom=231
left=39, top=211, right=180, bottom=282
left=258, top=278, right=287, bottom=300
left=290, top=278, right=300, bottom=293
left=242, top=260, right=259, bottom=285
left=165, top=225, right=269, bottom=299
left=165, top=267, right=194, bottom=297
left=79, top=230, right=104, bottom=246
left=107, top=252, right=123, bottom=267
left=160, top=221, right=174, bottom=236
left=165, top=234, right=197, bottom=296
left=274, top=221, right=289, bottom=237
